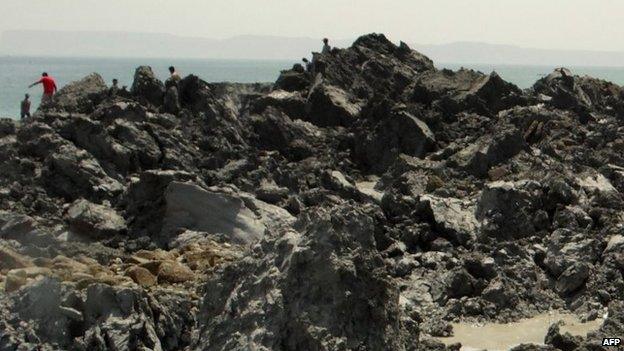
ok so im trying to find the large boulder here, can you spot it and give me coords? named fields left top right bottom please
left=43, top=144, right=124, bottom=202
left=66, top=199, right=127, bottom=239
left=275, top=69, right=311, bottom=92
left=305, top=79, right=362, bottom=127
left=449, top=125, right=526, bottom=177
left=17, top=122, right=69, bottom=159
left=178, top=74, right=213, bottom=111
left=412, top=69, right=524, bottom=116
left=197, top=205, right=419, bottom=350
left=250, top=108, right=319, bottom=160
left=123, top=170, right=198, bottom=239
left=542, top=229, right=600, bottom=279
left=533, top=68, right=624, bottom=115
left=58, top=115, right=162, bottom=176
left=418, top=195, right=479, bottom=246
left=0, top=279, right=195, bottom=350
left=48, top=73, right=108, bottom=113
left=160, top=182, right=295, bottom=246
left=476, top=180, right=544, bottom=240
left=131, top=66, right=165, bottom=108
left=251, top=90, right=307, bottom=120
left=555, top=262, right=590, bottom=295
left=354, top=109, right=436, bottom=172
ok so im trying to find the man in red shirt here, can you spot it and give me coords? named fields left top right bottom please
left=29, top=72, right=57, bottom=104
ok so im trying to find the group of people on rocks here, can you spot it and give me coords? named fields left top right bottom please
left=301, top=38, right=332, bottom=74
left=21, top=38, right=333, bottom=119
left=21, top=72, right=57, bottom=118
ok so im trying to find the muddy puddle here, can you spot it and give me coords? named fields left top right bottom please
left=437, top=312, right=604, bottom=351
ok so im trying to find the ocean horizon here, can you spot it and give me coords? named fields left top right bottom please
left=3, top=55, right=624, bottom=118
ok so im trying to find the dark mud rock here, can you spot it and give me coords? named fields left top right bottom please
left=92, top=101, right=150, bottom=123
left=164, top=86, right=181, bottom=114
left=418, top=195, right=478, bottom=246
left=58, top=115, right=161, bottom=175
left=510, top=345, right=558, bottom=351
left=469, top=72, right=525, bottom=112
left=354, top=109, right=436, bottom=172
left=131, top=66, right=165, bottom=108
left=43, top=144, right=124, bottom=202
left=197, top=205, right=419, bottom=350
left=251, top=90, right=307, bottom=119
left=545, top=322, right=581, bottom=351
left=445, top=268, right=476, bottom=298
left=544, top=177, right=579, bottom=210
left=275, top=69, right=311, bottom=92
left=47, top=73, right=108, bottom=114
left=12, top=279, right=74, bottom=346
left=17, top=122, right=69, bottom=159
left=481, top=278, right=518, bottom=308
left=417, top=338, right=454, bottom=351
left=533, top=68, right=624, bottom=115
left=1, top=279, right=192, bottom=350
left=575, top=301, right=624, bottom=350
left=250, top=108, right=318, bottom=160
left=66, top=199, right=126, bottom=239
left=0, top=118, right=16, bottom=137
left=107, top=119, right=163, bottom=171
left=305, top=79, right=362, bottom=127
left=175, top=74, right=213, bottom=111
left=449, top=125, right=526, bottom=177
left=0, top=213, right=41, bottom=243
left=477, top=180, right=543, bottom=240
left=555, top=262, right=590, bottom=295
left=543, top=229, right=600, bottom=279
left=315, top=34, right=434, bottom=100
left=414, top=69, right=523, bottom=116
left=353, top=34, right=434, bottom=73
left=76, top=283, right=195, bottom=351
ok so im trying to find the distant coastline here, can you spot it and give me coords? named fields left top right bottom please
left=4, top=30, right=624, bottom=67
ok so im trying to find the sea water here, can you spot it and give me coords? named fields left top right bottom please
left=0, top=56, right=292, bottom=118
left=3, top=56, right=624, bottom=118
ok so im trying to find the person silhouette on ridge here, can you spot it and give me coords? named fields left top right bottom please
left=321, top=38, right=331, bottom=55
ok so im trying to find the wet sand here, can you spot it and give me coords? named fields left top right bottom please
left=437, top=312, right=604, bottom=351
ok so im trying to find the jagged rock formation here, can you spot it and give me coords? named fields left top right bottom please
left=1, top=33, right=624, bottom=350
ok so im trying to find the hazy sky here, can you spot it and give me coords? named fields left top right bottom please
left=2, top=0, right=624, bottom=51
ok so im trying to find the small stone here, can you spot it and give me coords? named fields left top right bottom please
left=0, top=246, right=33, bottom=270
left=125, top=266, right=157, bottom=288
left=157, top=261, right=194, bottom=284
left=5, top=272, right=27, bottom=292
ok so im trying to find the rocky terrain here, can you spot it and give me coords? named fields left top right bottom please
left=0, top=33, right=623, bottom=350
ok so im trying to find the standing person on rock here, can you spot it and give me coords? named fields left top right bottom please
left=302, top=58, right=313, bottom=72
left=28, top=72, right=57, bottom=105
left=164, top=66, right=182, bottom=113
left=168, top=66, right=182, bottom=85
left=321, top=38, right=331, bottom=54
left=109, top=78, right=120, bottom=97
left=20, top=94, right=31, bottom=119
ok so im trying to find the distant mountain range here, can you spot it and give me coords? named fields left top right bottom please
left=3, top=30, right=624, bottom=67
